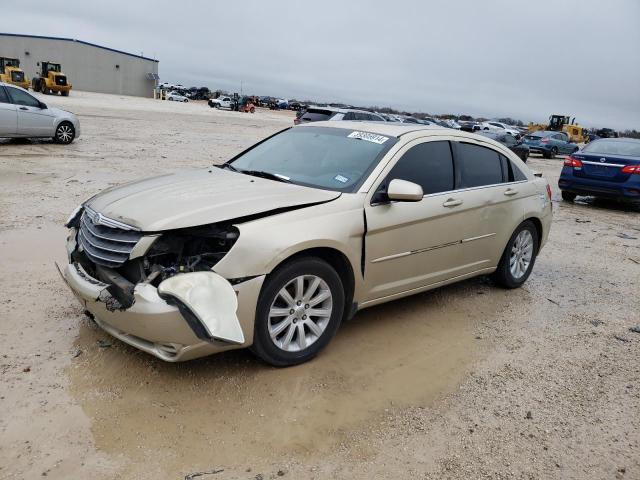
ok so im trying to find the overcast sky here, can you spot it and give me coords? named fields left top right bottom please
left=4, top=0, right=640, bottom=129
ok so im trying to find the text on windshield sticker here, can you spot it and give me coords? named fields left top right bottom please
left=348, top=131, right=389, bottom=144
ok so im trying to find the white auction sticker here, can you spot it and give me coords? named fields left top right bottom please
left=347, top=131, right=389, bottom=144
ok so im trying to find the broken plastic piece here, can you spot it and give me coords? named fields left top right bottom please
left=158, top=272, right=244, bottom=345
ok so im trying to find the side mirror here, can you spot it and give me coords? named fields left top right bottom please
left=39, top=101, right=47, bottom=109
left=387, top=179, right=423, bottom=202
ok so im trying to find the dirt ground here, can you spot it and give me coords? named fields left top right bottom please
left=0, top=91, right=638, bottom=480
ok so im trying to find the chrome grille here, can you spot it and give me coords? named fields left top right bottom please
left=78, top=209, right=142, bottom=268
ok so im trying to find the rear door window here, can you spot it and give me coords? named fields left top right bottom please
left=454, top=142, right=504, bottom=188
left=301, top=109, right=335, bottom=122
left=0, top=87, right=10, bottom=103
left=386, top=141, right=454, bottom=195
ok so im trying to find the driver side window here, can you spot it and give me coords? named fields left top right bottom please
left=385, top=141, right=454, bottom=195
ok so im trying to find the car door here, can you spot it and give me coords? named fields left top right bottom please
left=452, top=140, right=528, bottom=266
left=0, top=86, right=17, bottom=136
left=363, top=139, right=489, bottom=302
left=6, top=86, right=55, bottom=136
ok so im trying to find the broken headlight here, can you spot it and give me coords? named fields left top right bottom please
left=65, top=204, right=84, bottom=228
left=141, top=223, right=239, bottom=286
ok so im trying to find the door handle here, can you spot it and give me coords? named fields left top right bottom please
left=19, top=107, right=28, bottom=110
left=442, top=198, right=463, bottom=207
left=504, top=188, right=518, bottom=196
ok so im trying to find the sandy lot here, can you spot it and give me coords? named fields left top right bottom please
left=0, top=91, right=639, bottom=480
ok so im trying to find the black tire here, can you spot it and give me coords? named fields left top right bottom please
left=251, top=257, right=345, bottom=367
left=550, top=147, right=558, bottom=159
left=491, top=220, right=539, bottom=289
left=561, top=191, right=576, bottom=202
left=53, top=121, right=75, bottom=144
left=61, top=90, right=69, bottom=97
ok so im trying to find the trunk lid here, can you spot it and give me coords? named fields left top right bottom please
left=572, top=152, right=640, bottom=182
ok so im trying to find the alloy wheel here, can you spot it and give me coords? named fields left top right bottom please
left=509, top=230, right=534, bottom=279
left=57, top=124, right=73, bottom=143
left=268, top=275, right=333, bottom=352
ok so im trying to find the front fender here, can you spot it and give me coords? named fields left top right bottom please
left=213, top=196, right=365, bottom=280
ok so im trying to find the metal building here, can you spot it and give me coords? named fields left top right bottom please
left=0, top=33, right=159, bottom=97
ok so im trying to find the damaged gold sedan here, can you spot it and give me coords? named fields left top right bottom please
left=60, top=122, right=552, bottom=366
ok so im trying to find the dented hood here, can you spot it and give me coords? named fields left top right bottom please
left=86, top=168, right=341, bottom=231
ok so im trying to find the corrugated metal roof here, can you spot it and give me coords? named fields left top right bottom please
left=0, top=32, right=159, bottom=63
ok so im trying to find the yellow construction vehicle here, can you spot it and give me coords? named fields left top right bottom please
left=528, top=114, right=588, bottom=143
left=31, top=62, right=72, bottom=96
left=0, top=57, right=30, bottom=89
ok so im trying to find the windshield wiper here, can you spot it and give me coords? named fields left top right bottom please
left=240, top=170, right=292, bottom=183
left=218, top=163, right=239, bottom=172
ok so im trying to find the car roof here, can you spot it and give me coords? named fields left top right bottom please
left=305, top=105, right=381, bottom=115
left=298, top=120, right=444, bottom=137
left=0, top=81, right=27, bottom=91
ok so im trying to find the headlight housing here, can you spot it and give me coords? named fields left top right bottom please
left=141, top=223, right=240, bottom=285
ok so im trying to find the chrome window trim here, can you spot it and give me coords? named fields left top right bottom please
left=360, top=132, right=531, bottom=199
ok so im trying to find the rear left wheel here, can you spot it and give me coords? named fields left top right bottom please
left=251, top=257, right=345, bottom=367
left=561, top=191, right=576, bottom=202
left=492, top=221, right=539, bottom=289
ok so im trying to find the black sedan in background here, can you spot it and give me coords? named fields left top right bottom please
left=477, top=131, right=530, bottom=162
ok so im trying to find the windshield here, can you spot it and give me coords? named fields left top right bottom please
left=229, top=126, right=397, bottom=192
left=582, top=139, right=640, bottom=156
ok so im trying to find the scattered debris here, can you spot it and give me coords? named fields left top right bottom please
left=629, top=325, right=640, bottom=334
left=277, top=470, right=286, bottom=477
left=575, top=218, right=591, bottom=223
left=617, top=233, right=638, bottom=240
left=72, top=349, right=83, bottom=358
left=255, top=474, right=264, bottom=480
left=590, top=319, right=603, bottom=327
left=525, top=411, right=533, bottom=420
left=628, top=258, right=640, bottom=265
left=613, top=335, right=631, bottom=343
left=547, top=298, right=560, bottom=306
left=22, top=366, right=31, bottom=373
left=97, top=339, right=112, bottom=348
left=184, top=469, right=224, bottom=480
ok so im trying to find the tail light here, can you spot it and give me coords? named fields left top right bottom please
left=546, top=183, right=552, bottom=200
left=564, top=156, right=583, bottom=168
left=541, top=137, right=550, bottom=143
left=621, top=165, right=640, bottom=174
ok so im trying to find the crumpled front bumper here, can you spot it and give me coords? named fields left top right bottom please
left=58, top=261, right=265, bottom=362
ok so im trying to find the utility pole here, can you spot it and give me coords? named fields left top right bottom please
left=240, top=80, right=243, bottom=96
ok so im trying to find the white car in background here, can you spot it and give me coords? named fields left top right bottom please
left=166, top=91, right=188, bottom=102
left=0, top=82, right=80, bottom=144
left=208, top=96, right=233, bottom=109
left=481, top=121, right=520, bottom=137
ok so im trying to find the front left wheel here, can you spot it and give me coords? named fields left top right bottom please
left=251, top=257, right=345, bottom=367
left=53, top=122, right=75, bottom=144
